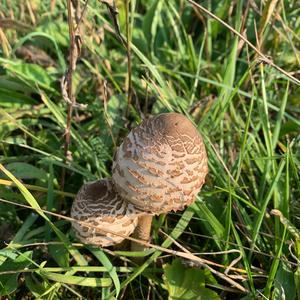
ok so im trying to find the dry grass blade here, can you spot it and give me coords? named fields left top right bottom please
left=125, top=0, right=132, bottom=117
left=0, top=28, right=11, bottom=57
left=99, top=0, right=127, bottom=47
left=159, top=230, right=245, bottom=274
left=187, top=0, right=300, bottom=85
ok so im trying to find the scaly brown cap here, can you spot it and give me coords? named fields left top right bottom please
left=112, top=113, right=208, bottom=214
left=71, top=179, right=142, bottom=247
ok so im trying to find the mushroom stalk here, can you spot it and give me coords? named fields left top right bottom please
left=131, top=215, right=153, bottom=252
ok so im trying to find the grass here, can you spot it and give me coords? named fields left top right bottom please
left=0, top=0, right=300, bottom=299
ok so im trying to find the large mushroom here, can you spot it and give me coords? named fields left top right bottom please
left=71, top=178, right=142, bottom=247
left=112, top=112, right=208, bottom=251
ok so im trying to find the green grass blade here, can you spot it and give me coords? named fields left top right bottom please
left=87, top=247, right=121, bottom=298
left=40, top=272, right=112, bottom=287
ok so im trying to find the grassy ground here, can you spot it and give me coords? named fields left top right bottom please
left=0, top=0, right=300, bottom=299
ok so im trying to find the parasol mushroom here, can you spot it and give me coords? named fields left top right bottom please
left=71, top=178, right=142, bottom=247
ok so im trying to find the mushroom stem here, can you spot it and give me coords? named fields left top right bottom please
left=131, top=215, right=153, bottom=253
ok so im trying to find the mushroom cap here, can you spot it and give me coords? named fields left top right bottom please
left=112, top=113, right=208, bottom=214
left=71, top=179, right=141, bottom=247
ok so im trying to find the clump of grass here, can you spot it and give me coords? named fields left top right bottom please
left=0, top=0, right=300, bottom=299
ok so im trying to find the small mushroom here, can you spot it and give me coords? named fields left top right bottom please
left=71, top=178, right=141, bottom=247
left=112, top=113, right=208, bottom=251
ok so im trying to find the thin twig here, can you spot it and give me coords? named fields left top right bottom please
left=61, top=0, right=83, bottom=191
left=187, top=0, right=300, bottom=85
left=159, top=230, right=245, bottom=274
left=61, top=0, right=76, bottom=191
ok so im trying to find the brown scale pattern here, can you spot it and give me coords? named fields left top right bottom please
left=71, top=179, right=142, bottom=247
left=112, top=113, right=208, bottom=214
